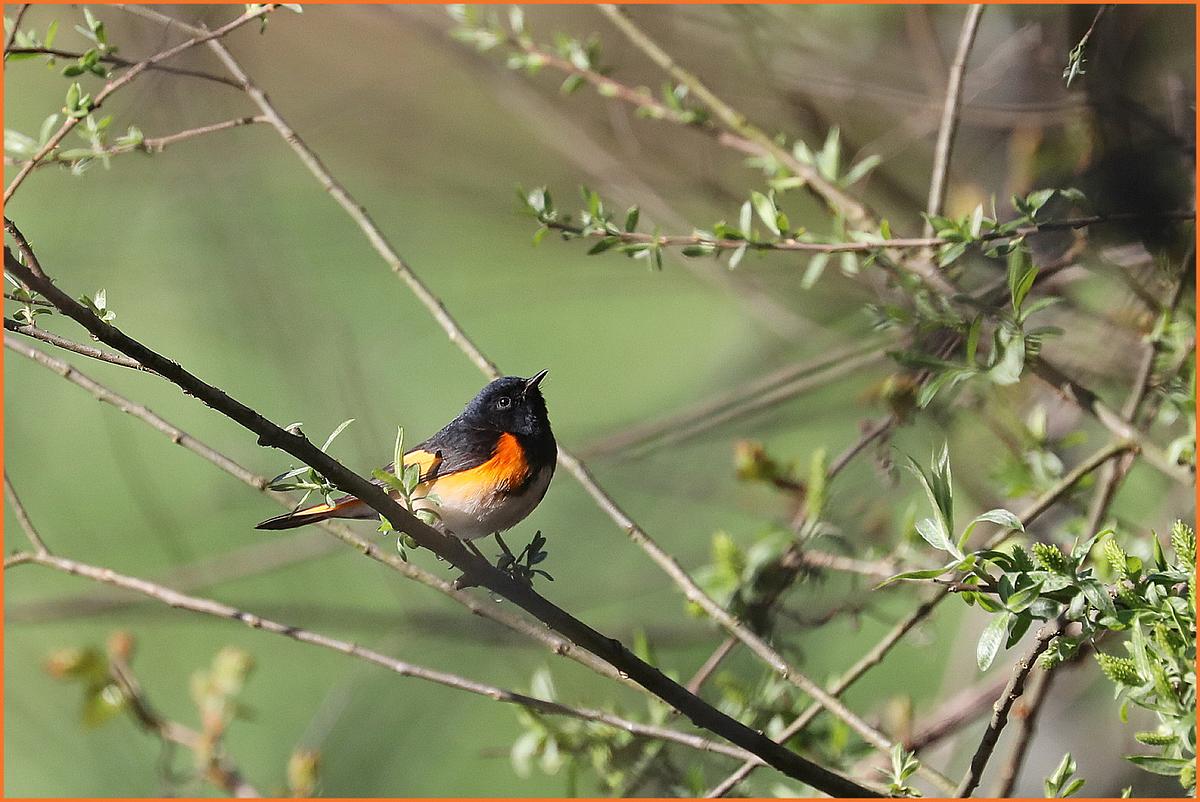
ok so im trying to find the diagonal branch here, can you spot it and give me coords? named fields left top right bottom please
left=5, top=551, right=760, bottom=766
left=4, top=334, right=635, bottom=689
left=595, top=4, right=874, bottom=231
left=5, top=116, right=267, bottom=170
left=923, top=5, right=985, bottom=236
left=4, top=471, right=50, bottom=554
left=4, top=225, right=876, bottom=797
left=5, top=317, right=154, bottom=370
left=5, top=47, right=244, bottom=87
left=954, top=621, right=1061, bottom=797
left=3, top=4, right=30, bottom=57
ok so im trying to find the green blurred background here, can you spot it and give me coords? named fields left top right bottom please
left=4, top=4, right=1194, bottom=797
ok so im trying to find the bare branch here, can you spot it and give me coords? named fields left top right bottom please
left=7, top=551, right=759, bottom=766
left=5, top=116, right=267, bottom=169
left=5, top=318, right=154, bottom=370
left=4, top=471, right=49, bottom=554
left=954, top=622, right=1060, bottom=796
left=5, top=47, right=245, bottom=87
left=3, top=4, right=30, bottom=57
left=990, top=666, right=1056, bottom=797
left=923, top=5, right=985, bottom=236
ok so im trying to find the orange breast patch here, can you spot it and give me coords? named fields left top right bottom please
left=432, top=432, right=530, bottom=498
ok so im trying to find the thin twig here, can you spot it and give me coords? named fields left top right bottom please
left=4, top=472, right=50, bottom=554
left=7, top=551, right=760, bottom=766
left=1030, top=359, right=1191, bottom=483
left=3, top=4, right=30, bottom=58
left=923, top=5, right=985, bottom=236
left=5, top=46, right=245, bottom=87
left=3, top=5, right=274, bottom=202
left=954, top=622, right=1061, bottom=797
left=990, top=666, right=1056, bottom=797
left=4, top=225, right=875, bottom=797
left=4, top=292, right=54, bottom=306
left=5, top=318, right=154, bottom=370
left=541, top=209, right=1195, bottom=256
left=5, top=116, right=267, bottom=169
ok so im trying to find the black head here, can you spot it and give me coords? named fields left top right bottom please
left=462, top=370, right=552, bottom=439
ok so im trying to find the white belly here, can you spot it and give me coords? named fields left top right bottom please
left=417, top=466, right=553, bottom=541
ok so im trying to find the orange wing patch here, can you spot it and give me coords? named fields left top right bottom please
left=402, top=449, right=443, bottom=482
left=429, top=433, right=529, bottom=499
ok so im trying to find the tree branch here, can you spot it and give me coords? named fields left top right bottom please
left=3, top=4, right=30, bottom=57
left=595, top=4, right=874, bottom=231
left=5, top=47, right=245, bottom=87
left=3, top=225, right=876, bottom=797
left=989, top=665, right=1055, bottom=797
left=5, top=317, right=154, bottom=371
left=954, top=622, right=1060, bottom=797
left=6, top=551, right=760, bottom=767
left=923, top=5, right=985, bottom=236
left=5, top=116, right=267, bottom=169
left=4, top=471, right=50, bottom=554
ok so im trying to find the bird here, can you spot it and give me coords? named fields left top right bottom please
left=255, top=370, right=556, bottom=554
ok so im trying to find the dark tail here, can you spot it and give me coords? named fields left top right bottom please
left=255, top=499, right=360, bottom=530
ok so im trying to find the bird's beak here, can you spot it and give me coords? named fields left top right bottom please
left=524, top=368, right=549, bottom=394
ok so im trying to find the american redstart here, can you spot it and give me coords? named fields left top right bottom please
left=256, top=370, right=556, bottom=550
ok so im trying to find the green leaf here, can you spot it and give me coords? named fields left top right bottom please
left=877, top=561, right=960, bottom=586
left=965, top=315, right=982, bottom=365
left=727, top=243, right=748, bottom=270
left=1124, top=756, right=1192, bottom=776
left=1005, top=579, right=1044, bottom=613
left=800, top=252, right=829, bottom=288
left=530, top=666, right=556, bottom=700
left=977, top=611, right=1012, bottom=670
left=989, top=324, right=1026, bottom=385
left=587, top=236, right=619, bottom=255
left=320, top=418, right=355, bottom=452
left=750, top=191, right=780, bottom=236
left=959, top=508, right=1024, bottom=552
left=624, top=206, right=639, bottom=233
left=841, top=153, right=880, bottom=187
left=916, top=517, right=960, bottom=558
left=815, top=126, right=840, bottom=179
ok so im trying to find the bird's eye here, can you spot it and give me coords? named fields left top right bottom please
left=496, top=396, right=512, bottom=410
